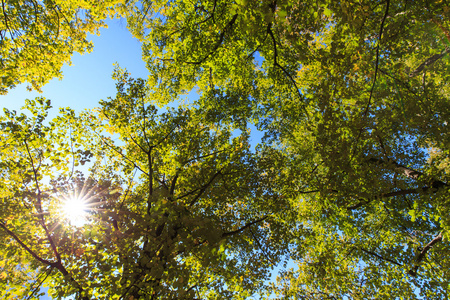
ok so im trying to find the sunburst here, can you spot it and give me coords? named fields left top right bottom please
left=62, top=196, right=89, bottom=226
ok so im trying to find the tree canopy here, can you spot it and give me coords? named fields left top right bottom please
left=0, top=0, right=120, bottom=94
left=1, top=0, right=450, bottom=299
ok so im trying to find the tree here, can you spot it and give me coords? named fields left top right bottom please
left=0, top=0, right=119, bottom=94
left=2, top=0, right=450, bottom=299
left=122, top=0, right=450, bottom=298
left=0, top=69, right=297, bottom=299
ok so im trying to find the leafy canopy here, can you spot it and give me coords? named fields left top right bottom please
left=124, top=0, right=450, bottom=298
left=1, top=0, right=450, bottom=299
left=0, top=71, right=297, bottom=299
left=0, top=0, right=120, bottom=94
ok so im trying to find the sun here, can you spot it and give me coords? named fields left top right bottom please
left=63, top=197, right=88, bottom=226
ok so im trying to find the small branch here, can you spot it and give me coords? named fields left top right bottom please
left=102, top=110, right=149, bottom=154
left=1, top=222, right=87, bottom=298
left=347, top=188, right=424, bottom=210
left=432, top=18, right=450, bottom=43
left=128, top=133, right=150, bottom=155
left=153, top=123, right=180, bottom=148
left=184, top=14, right=238, bottom=65
left=369, top=157, right=422, bottom=180
left=24, top=140, right=61, bottom=263
left=352, top=0, right=390, bottom=160
left=267, top=24, right=303, bottom=101
left=1, top=0, right=16, bottom=45
left=118, top=171, right=137, bottom=210
left=98, top=135, right=149, bottom=176
left=222, top=216, right=269, bottom=238
left=69, top=126, right=75, bottom=180
left=181, top=150, right=226, bottom=166
left=297, top=189, right=319, bottom=194
left=188, top=170, right=223, bottom=207
left=408, top=232, right=443, bottom=276
left=368, top=157, right=447, bottom=188
left=193, top=0, right=216, bottom=26
left=360, top=247, right=402, bottom=266
left=362, top=0, right=390, bottom=118
left=249, top=228, right=275, bottom=265
left=26, top=266, right=53, bottom=300
left=246, top=31, right=269, bottom=60
left=378, top=68, right=420, bottom=99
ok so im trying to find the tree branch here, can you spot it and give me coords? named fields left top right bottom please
left=368, top=157, right=447, bottom=188
left=222, top=216, right=269, bottom=238
left=0, top=221, right=55, bottom=266
left=249, top=228, right=275, bottom=265
left=99, top=135, right=149, bottom=176
left=24, top=140, right=61, bottom=263
left=362, top=0, right=390, bottom=117
left=360, top=247, right=402, bottom=266
left=267, top=24, right=303, bottom=101
left=409, top=47, right=450, bottom=78
left=26, top=266, right=53, bottom=300
left=352, top=0, right=390, bottom=161
left=347, top=188, right=427, bottom=210
left=408, top=232, right=443, bottom=276
left=189, top=170, right=223, bottom=207
left=184, top=14, right=238, bottom=65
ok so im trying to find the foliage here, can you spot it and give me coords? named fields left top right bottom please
left=1, top=0, right=450, bottom=299
left=122, top=0, right=450, bottom=298
left=0, top=0, right=120, bottom=94
left=0, top=71, right=298, bottom=299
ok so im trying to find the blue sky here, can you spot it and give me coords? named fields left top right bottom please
left=1, top=17, right=266, bottom=299
left=0, top=18, right=148, bottom=116
left=0, top=18, right=149, bottom=300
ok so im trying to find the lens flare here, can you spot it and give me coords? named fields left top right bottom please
left=63, top=197, right=88, bottom=226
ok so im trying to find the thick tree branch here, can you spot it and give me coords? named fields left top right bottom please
left=408, top=232, right=443, bottom=276
left=409, top=47, right=450, bottom=78
left=368, top=157, right=447, bottom=188
left=147, top=149, right=153, bottom=212
left=0, top=221, right=55, bottom=266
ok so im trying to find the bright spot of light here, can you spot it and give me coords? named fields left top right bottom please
left=63, top=197, right=88, bottom=226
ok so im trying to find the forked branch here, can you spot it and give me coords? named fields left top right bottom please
left=408, top=232, right=443, bottom=276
